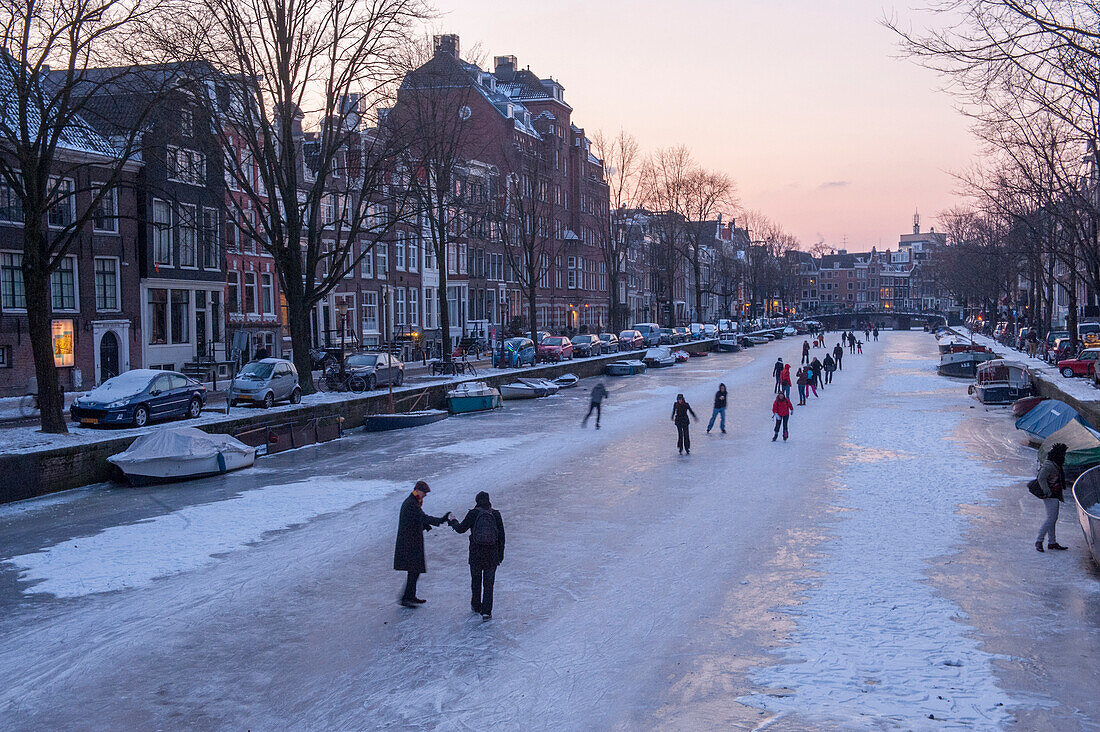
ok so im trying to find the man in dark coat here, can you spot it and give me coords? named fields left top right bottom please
left=772, top=357, right=784, bottom=393
left=394, top=480, right=448, bottom=607
left=809, top=357, right=824, bottom=390
left=582, top=381, right=609, bottom=429
left=822, top=353, right=836, bottom=384
left=449, top=491, right=506, bottom=619
left=671, top=393, right=698, bottom=454
left=833, top=342, right=844, bottom=371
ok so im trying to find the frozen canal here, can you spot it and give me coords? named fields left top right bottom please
left=1, top=331, right=1098, bottom=729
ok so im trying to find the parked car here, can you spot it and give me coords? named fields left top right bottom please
left=570, top=334, right=603, bottom=357
left=703, top=324, right=718, bottom=337
left=345, top=352, right=405, bottom=389
left=658, top=328, right=677, bottom=345
left=231, top=358, right=301, bottom=408
left=70, top=369, right=206, bottom=428
left=618, top=329, right=644, bottom=351
left=538, top=336, right=574, bottom=362
left=1045, top=329, right=1071, bottom=349
left=1080, top=322, right=1100, bottom=348
left=494, top=337, right=537, bottom=368
left=673, top=326, right=690, bottom=342
left=634, top=323, right=663, bottom=347
left=598, top=332, right=620, bottom=353
left=1058, top=348, right=1100, bottom=377
left=1051, top=337, right=1077, bottom=363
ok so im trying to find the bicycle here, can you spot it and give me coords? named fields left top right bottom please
left=317, top=369, right=366, bottom=393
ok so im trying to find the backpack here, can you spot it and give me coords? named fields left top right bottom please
left=472, top=509, right=499, bottom=546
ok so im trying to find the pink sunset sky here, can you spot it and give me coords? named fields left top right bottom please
left=434, top=0, right=977, bottom=251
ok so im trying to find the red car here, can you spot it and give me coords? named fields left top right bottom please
left=1057, top=348, right=1100, bottom=377
left=537, top=336, right=574, bottom=362
left=617, top=329, right=645, bottom=351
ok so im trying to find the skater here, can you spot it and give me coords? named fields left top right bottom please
left=707, top=383, right=728, bottom=434
left=1034, top=443, right=1069, bottom=552
left=773, top=357, right=784, bottom=393
left=857, top=340, right=863, bottom=354
left=849, top=333, right=856, bottom=354
left=873, top=326, right=879, bottom=342
left=796, top=366, right=809, bottom=405
left=394, top=480, right=449, bottom=607
left=801, top=340, right=810, bottom=364
left=671, top=393, right=698, bottom=454
left=582, top=381, right=609, bottom=429
left=822, top=353, right=836, bottom=384
left=833, top=342, right=844, bottom=371
left=780, top=363, right=792, bottom=399
left=448, top=491, right=506, bottom=619
left=772, top=391, right=793, bottom=441
left=810, top=357, right=824, bottom=392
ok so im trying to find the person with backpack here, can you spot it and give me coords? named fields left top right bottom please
left=822, top=353, right=836, bottom=384
left=393, top=480, right=449, bottom=608
left=582, top=381, right=609, bottom=429
left=671, top=393, right=698, bottom=455
left=1033, top=442, right=1069, bottom=552
left=449, top=491, right=506, bottom=619
left=707, top=383, right=728, bottom=434
left=833, top=342, right=844, bottom=371
left=772, top=391, right=793, bottom=441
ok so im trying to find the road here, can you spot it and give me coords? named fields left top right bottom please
left=1, top=331, right=1098, bottom=730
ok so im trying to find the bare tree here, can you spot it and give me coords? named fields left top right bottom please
left=591, top=130, right=643, bottom=331
left=640, top=146, right=693, bottom=325
left=680, top=169, right=737, bottom=321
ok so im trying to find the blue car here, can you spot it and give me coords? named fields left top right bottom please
left=70, top=369, right=207, bottom=428
left=493, top=337, right=536, bottom=368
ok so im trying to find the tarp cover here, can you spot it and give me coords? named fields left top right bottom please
left=108, top=427, right=254, bottom=467
left=1039, top=420, right=1100, bottom=467
left=1015, top=400, right=1086, bottom=440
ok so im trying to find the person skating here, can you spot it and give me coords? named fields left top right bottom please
left=772, top=391, right=793, bottom=441
left=448, top=491, right=506, bottom=619
left=822, top=353, right=836, bottom=384
left=833, top=342, right=844, bottom=371
left=707, top=383, right=728, bottom=434
left=671, top=393, right=698, bottom=454
left=394, top=480, right=449, bottom=607
left=801, top=340, right=810, bottom=364
left=873, top=327, right=879, bottom=342
left=582, top=381, right=609, bottom=429
left=796, top=366, right=809, bottom=405
left=780, top=363, right=792, bottom=399
left=773, top=358, right=784, bottom=393
left=849, top=333, right=856, bottom=354
left=1034, top=443, right=1069, bottom=552
left=809, top=357, right=824, bottom=392
left=857, top=340, right=863, bottom=354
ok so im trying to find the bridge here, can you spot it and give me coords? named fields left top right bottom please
left=807, top=311, right=949, bottom=331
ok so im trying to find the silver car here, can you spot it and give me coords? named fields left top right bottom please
left=231, top=358, right=302, bottom=408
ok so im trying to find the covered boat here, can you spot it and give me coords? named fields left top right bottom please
left=364, top=410, right=448, bottom=431
left=1039, top=421, right=1100, bottom=480
left=643, top=346, right=676, bottom=368
left=672, top=350, right=690, bottom=363
left=606, top=360, right=647, bottom=376
left=717, top=333, right=741, bottom=352
left=446, top=381, right=502, bottom=414
left=938, top=349, right=996, bottom=377
left=552, top=373, right=579, bottom=388
left=1012, top=396, right=1047, bottom=418
left=971, top=360, right=1031, bottom=404
left=1015, top=399, right=1087, bottom=443
left=500, top=377, right=559, bottom=399
left=1072, top=465, right=1100, bottom=567
left=108, top=426, right=255, bottom=485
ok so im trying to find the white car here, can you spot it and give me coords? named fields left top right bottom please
left=702, top=324, right=718, bottom=337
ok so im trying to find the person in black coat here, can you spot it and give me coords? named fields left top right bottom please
left=822, top=353, right=836, bottom=384
left=449, top=491, right=506, bottom=619
left=809, top=357, right=824, bottom=390
left=394, top=480, right=448, bottom=607
left=671, top=393, right=698, bottom=454
left=773, top=357, right=784, bottom=393
left=832, top=342, right=844, bottom=371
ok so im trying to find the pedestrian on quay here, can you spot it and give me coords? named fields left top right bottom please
left=833, top=342, right=844, bottom=371
left=873, top=327, right=879, bottom=342
left=802, top=340, right=811, bottom=364
left=582, top=381, right=609, bottom=429
left=857, top=340, right=863, bottom=354
left=822, top=353, right=836, bottom=384
left=1033, top=443, right=1069, bottom=552
left=671, top=393, right=698, bottom=455
left=773, top=357, right=784, bottom=393
left=707, top=383, right=728, bottom=434
left=780, top=363, right=792, bottom=399
left=772, top=391, right=793, bottom=441
left=810, top=357, right=824, bottom=392
left=448, top=491, right=506, bottom=620
left=394, top=480, right=450, bottom=608
left=796, top=366, right=809, bottom=405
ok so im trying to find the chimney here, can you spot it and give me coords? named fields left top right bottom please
left=494, top=55, right=517, bottom=80
left=433, top=34, right=460, bottom=58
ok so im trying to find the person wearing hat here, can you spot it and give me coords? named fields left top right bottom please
left=1035, top=443, right=1069, bottom=552
left=448, top=491, right=506, bottom=619
left=773, top=357, right=784, bottom=393
left=394, top=480, right=449, bottom=607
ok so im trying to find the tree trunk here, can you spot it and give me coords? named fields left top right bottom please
left=22, top=235, right=67, bottom=433
left=436, top=260, right=451, bottom=364
left=527, top=285, right=538, bottom=347
left=285, top=294, right=316, bottom=393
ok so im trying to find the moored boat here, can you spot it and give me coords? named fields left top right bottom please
left=1015, top=399, right=1087, bottom=444
left=446, top=381, right=502, bottom=414
left=1071, top=465, right=1100, bottom=566
left=970, top=360, right=1032, bottom=404
left=938, top=349, right=996, bottom=377
left=643, top=346, right=676, bottom=368
left=500, top=378, right=559, bottom=400
left=717, top=334, right=741, bottom=352
left=606, top=359, right=647, bottom=376
left=552, top=373, right=579, bottom=388
left=364, top=410, right=449, bottom=431
left=108, top=426, right=256, bottom=485
left=1012, top=396, right=1047, bottom=418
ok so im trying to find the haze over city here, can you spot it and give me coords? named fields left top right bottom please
left=437, top=0, right=977, bottom=249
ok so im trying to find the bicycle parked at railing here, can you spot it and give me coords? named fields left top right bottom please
left=315, top=368, right=367, bottom=393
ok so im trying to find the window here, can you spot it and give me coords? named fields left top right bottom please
left=170, top=289, right=189, bottom=343
left=48, top=178, right=74, bottom=228
left=179, top=108, right=194, bottom=137
left=363, top=290, right=379, bottom=333
left=244, top=272, right=257, bottom=313
left=408, top=237, right=418, bottom=273
left=227, top=271, right=239, bottom=313
left=1, top=252, right=25, bottom=309
left=261, top=273, right=273, bottom=314
left=152, top=199, right=172, bottom=265
left=166, top=146, right=206, bottom=185
left=0, top=181, right=22, bottom=223
left=376, top=243, right=388, bottom=276
left=92, top=186, right=118, bottom=232
left=202, top=207, right=219, bottom=268
left=226, top=219, right=239, bottom=251
left=178, top=203, right=197, bottom=267
left=424, top=242, right=435, bottom=270
left=567, top=256, right=577, bottom=289
left=395, top=233, right=405, bottom=270
left=94, top=258, right=119, bottom=311
left=361, top=243, right=374, bottom=278
left=149, top=288, right=167, bottom=344
left=50, top=256, right=77, bottom=310
left=395, top=287, right=406, bottom=327
left=408, top=288, right=419, bottom=325
left=423, top=286, right=435, bottom=329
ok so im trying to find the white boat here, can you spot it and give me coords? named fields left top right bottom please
left=969, top=359, right=1032, bottom=404
left=501, top=377, right=559, bottom=399
left=108, top=426, right=256, bottom=485
left=1071, top=465, right=1100, bottom=567
left=553, top=373, right=580, bottom=388
left=447, top=381, right=503, bottom=413
left=643, top=346, right=676, bottom=368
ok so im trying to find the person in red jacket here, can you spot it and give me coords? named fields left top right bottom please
left=780, top=363, right=792, bottom=399
left=772, top=392, right=793, bottom=441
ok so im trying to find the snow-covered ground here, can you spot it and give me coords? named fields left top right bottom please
left=0, top=331, right=1097, bottom=729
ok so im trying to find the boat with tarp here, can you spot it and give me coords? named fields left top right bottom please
left=446, top=382, right=502, bottom=414
left=1015, top=399, right=1089, bottom=444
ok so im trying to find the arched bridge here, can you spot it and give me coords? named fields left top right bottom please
left=809, top=311, right=949, bottom=331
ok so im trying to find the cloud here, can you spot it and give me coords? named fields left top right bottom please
left=818, top=180, right=851, bottom=190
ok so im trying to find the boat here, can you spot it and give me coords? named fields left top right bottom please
left=1012, top=396, right=1047, bottom=418
left=717, top=333, right=741, bottom=352
left=606, top=360, right=647, bottom=376
left=1072, top=465, right=1100, bottom=567
left=107, top=426, right=256, bottom=485
left=1015, top=399, right=1087, bottom=444
left=938, top=349, right=996, bottom=377
left=970, top=360, right=1032, bottom=404
left=939, top=335, right=991, bottom=355
left=738, top=336, right=757, bottom=348
left=1039, top=421, right=1100, bottom=482
left=552, top=373, right=580, bottom=388
left=688, top=350, right=709, bottom=357
left=363, top=410, right=449, bottom=431
left=500, top=377, right=559, bottom=400
left=643, top=346, right=676, bottom=368
left=672, top=350, right=690, bottom=363
left=746, top=335, right=770, bottom=345
left=446, top=381, right=503, bottom=414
